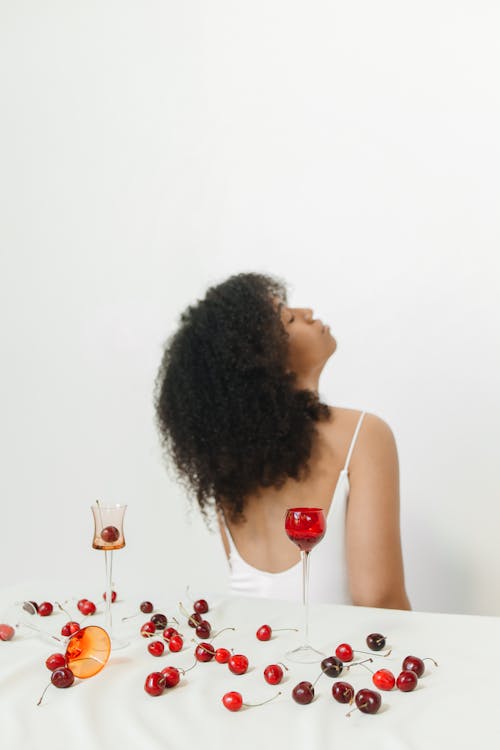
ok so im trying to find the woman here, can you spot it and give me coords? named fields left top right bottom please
left=154, top=272, right=410, bottom=609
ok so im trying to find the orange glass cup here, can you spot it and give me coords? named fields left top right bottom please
left=65, top=626, right=111, bottom=678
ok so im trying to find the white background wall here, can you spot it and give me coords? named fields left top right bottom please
left=1, top=1, right=499, bottom=616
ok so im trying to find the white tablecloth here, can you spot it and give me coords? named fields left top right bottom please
left=1, top=586, right=498, bottom=749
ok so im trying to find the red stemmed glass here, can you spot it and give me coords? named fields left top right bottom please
left=285, top=507, right=326, bottom=663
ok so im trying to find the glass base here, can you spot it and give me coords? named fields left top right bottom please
left=109, top=636, right=129, bottom=651
left=285, top=643, right=326, bottom=664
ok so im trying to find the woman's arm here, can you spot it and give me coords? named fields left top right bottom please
left=345, top=413, right=411, bottom=610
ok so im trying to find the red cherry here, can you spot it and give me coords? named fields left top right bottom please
left=102, top=590, right=117, bottom=602
left=0, top=624, right=15, bottom=641
left=264, top=664, right=284, bottom=685
left=397, top=670, right=418, bottom=692
left=162, top=627, right=179, bottom=641
left=140, top=621, right=156, bottom=638
left=256, top=624, right=272, bottom=641
left=195, top=620, right=211, bottom=639
left=61, top=621, right=80, bottom=637
left=140, top=601, right=154, bottom=614
left=77, top=599, right=88, bottom=612
left=215, top=648, right=231, bottom=664
left=161, top=666, right=180, bottom=688
left=222, top=691, right=243, bottom=711
left=372, top=668, right=395, bottom=691
left=148, top=640, right=165, bottom=657
left=335, top=643, right=354, bottom=662
left=144, top=671, right=166, bottom=697
left=45, top=653, right=67, bottom=671
left=169, top=634, right=183, bottom=652
left=195, top=642, right=215, bottom=662
left=332, top=681, right=355, bottom=704
left=292, top=681, right=314, bottom=705
left=193, top=599, right=209, bottom=615
left=38, top=602, right=53, bottom=617
left=228, top=654, right=248, bottom=675
left=79, top=600, right=96, bottom=616
left=101, top=525, right=120, bottom=543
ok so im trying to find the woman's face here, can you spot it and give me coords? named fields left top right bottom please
left=275, top=300, right=337, bottom=378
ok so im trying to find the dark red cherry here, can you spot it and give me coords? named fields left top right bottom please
left=163, top=627, right=178, bottom=641
left=228, top=654, right=248, bottom=675
left=397, top=670, right=418, bottom=692
left=51, top=667, right=74, bottom=689
left=195, top=620, right=211, bottom=639
left=140, top=601, right=154, bottom=614
left=401, top=655, right=439, bottom=678
left=144, top=671, right=166, bottom=696
left=332, top=681, right=355, bottom=704
left=366, top=633, right=386, bottom=651
left=354, top=688, right=381, bottom=714
left=292, top=681, right=314, bottom=705
left=151, top=614, right=167, bottom=630
left=101, top=526, right=120, bottom=543
left=188, top=612, right=203, bottom=628
left=195, top=642, right=215, bottom=662
left=321, top=656, right=344, bottom=677
left=193, top=599, right=209, bottom=615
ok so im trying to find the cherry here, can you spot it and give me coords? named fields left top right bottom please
left=222, top=690, right=281, bottom=712
left=256, top=624, right=298, bottom=642
left=144, top=671, right=166, bottom=697
left=140, top=621, right=156, bottom=638
left=45, top=653, right=67, bottom=671
left=397, top=670, right=418, bottom=692
left=193, top=599, right=209, bottom=615
left=188, top=613, right=203, bottom=628
left=195, top=642, right=215, bottom=662
left=102, top=590, right=117, bottom=602
left=264, top=663, right=287, bottom=685
left=140, top=601, right=154, bottom=614
left=228, top=654, right=249, bottom=675
left=101, top=526, right=120, bottom=543
left=37, top=667, right=74, bottom=705
left=335, top=643, right=354, bottom=662
left=0, top=624, right=15, bottom=641
left=332, top=681, right=355, bottom=704
left=372, top=668, right=395, bottom=691
left=25, top=601, right=38, bottom=613
left=168, top=634, right=183, bottom=652
left=151, top=614, right=168, bottom=630
left=346, top=688, right=382, bottom=716
left=61, top=621, right=80, bottom=637
left=292, top=681, right=314, bottom=705
left=402, top=655, right=438, bottom=678
left=195, top=620, right=211, bottom=639
left=161, top=666, right=180, bottom=688
left=38, top=602, right=53, bottom=617
left=163, top=627, right=179, bottom=641
left=148, top=640, right=165, bottom=657
left=320, top=656, right=345, bottom=678
left=215, top=648, right=231, bottom=664
left=78, top=600, right=96, bottom=616
left=366, top=633, right=386, bottom=651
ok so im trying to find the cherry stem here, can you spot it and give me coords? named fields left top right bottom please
left=244, top=691, right=282, bottom=708
left=55, top=601, right=73, bottom=620
left=178, top=601, right=199, bottom=627
left=356, top=648, right=392, bottom=658
left=273, top=628, right=299, bottom=633
left=346, top=702, right=368, bottom=718
left=210, top=627, right=235, bottom=642
left=37, top=682, right=52, bottom=706
left=423, top=657, right=439, bottom=667
left=313, top=672, right=324, bottom=687
left=121, top=613, right=140, bottom=621
left=351, top=658, right=374, bottom=674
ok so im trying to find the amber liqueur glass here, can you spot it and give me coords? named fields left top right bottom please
left=285, top=507, right=326, bottom=663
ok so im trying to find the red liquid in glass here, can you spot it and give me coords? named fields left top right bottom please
left=285, top=507, right=326, bottom=552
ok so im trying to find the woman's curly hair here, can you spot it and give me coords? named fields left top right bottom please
left=154, top=272, right=331, bottom=524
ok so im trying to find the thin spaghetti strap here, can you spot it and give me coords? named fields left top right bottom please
left=343, top=411, right=366, bottom=473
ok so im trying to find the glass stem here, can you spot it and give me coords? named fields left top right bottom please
left=301, top=550, right=310, bottom=646
left=105, top=549, right=113, bottom=637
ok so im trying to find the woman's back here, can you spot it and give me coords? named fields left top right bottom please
left=219, top=408, right=366, bottom=604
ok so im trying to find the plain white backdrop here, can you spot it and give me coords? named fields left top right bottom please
left=1, top=1, right=499, bottom=615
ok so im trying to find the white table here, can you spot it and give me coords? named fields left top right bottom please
left=1, top=586, right=498, bottom=749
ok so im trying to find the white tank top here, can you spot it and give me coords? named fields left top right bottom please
left=219, top=411, right=366, bottom=605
